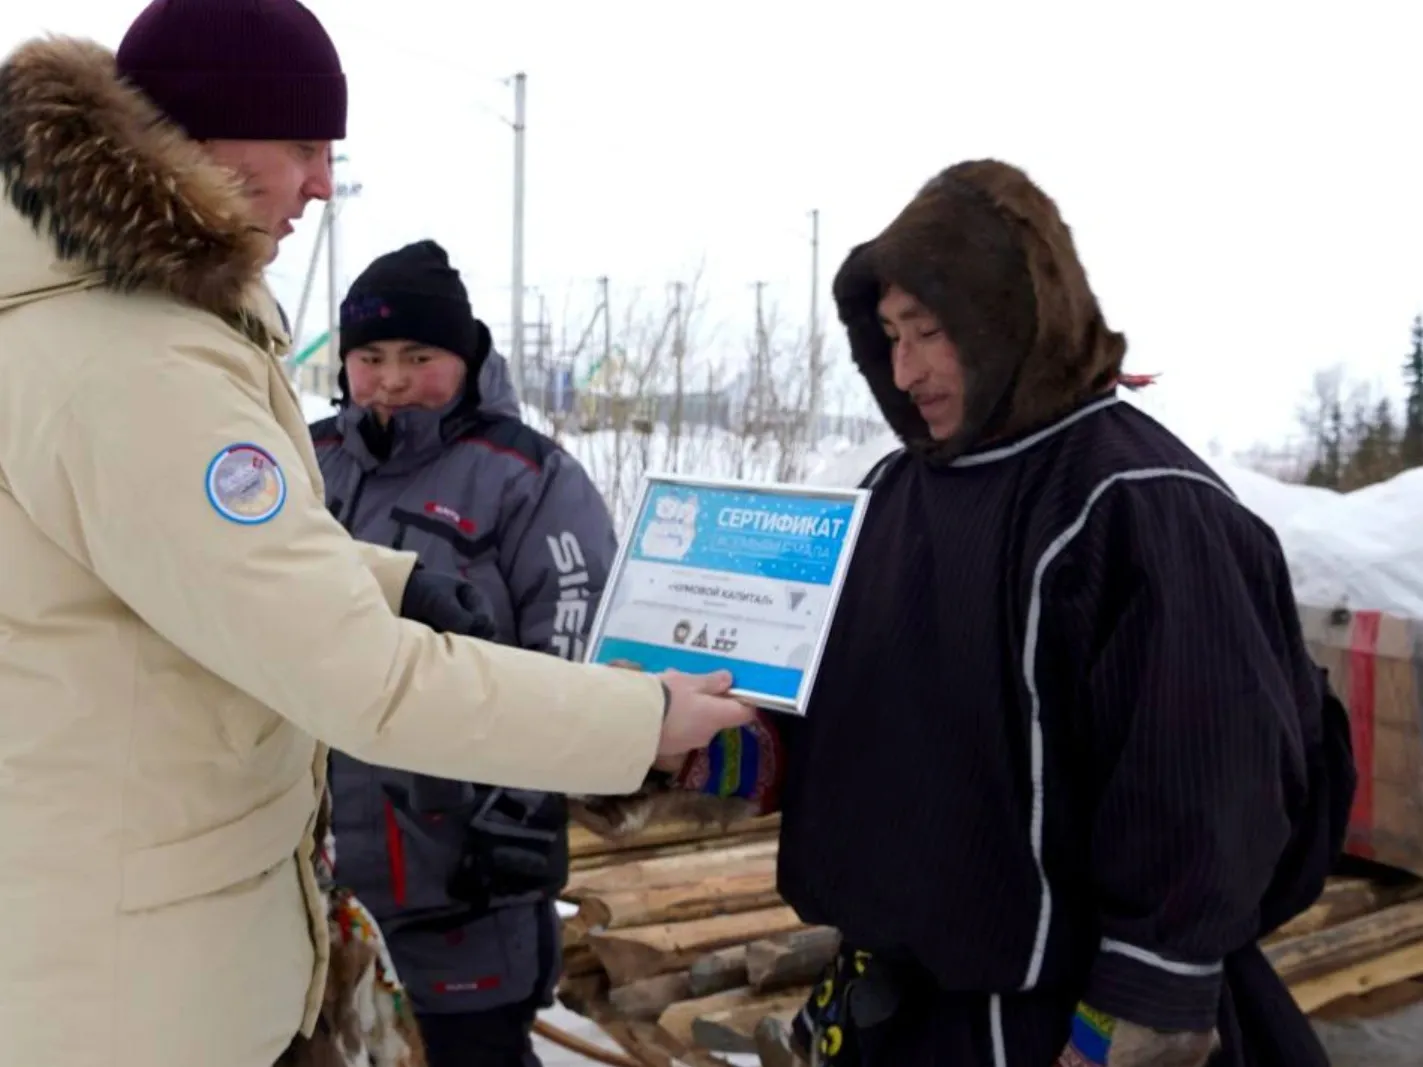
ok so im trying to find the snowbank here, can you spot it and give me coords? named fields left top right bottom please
left=1268, top=468, right=1423, bottom=620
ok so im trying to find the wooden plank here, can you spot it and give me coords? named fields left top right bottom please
left=577, top=868, right=782, bottom=930
left=588, top=906, right=806, bottom=986
left=564, top=841, right=778, bottom=898
left=1268, top=897, right=1423, bottom=985
left=555, top=973, right=609, bottom=1017
left=531, top=1018, right=646, bottom=1067
left=621, top=1021, right=730, bottom=1067
left=568, top=814, right=781, bottom=858
left=591, top=1020, right=669, bottom=1067
left=754, top=1014, right=809, bottom=1067
left=1292, top=939, right=1423, bottom=1014
left=746, top=927, right=839, bottom=992
left=690, top=987, right=812, bottom=1054
left=564, top=941, right=605, bottom=978
left=1310, top=977, right=1423, bottom=1022
left=1265, top=875, right=1423, bottom=943
left=688, top=945, right=749, bottom=997
left=607, top=971, right=695, bottom=1022
left=570, top=828, right=780, bottom=872
left=658, top=987, right=758, bottom=1047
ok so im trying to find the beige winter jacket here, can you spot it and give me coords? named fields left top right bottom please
left=0, top=38, right=664, bottom=1067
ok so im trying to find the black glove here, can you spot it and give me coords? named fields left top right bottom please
left=398, top=564, right=498, bottom=640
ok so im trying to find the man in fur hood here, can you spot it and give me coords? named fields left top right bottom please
left=578, top=161, right=1358, bottom=1066
left=0, top=3, right=751, bottom=1066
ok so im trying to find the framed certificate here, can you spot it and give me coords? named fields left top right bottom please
left=583, top=473, right=870, bottom=715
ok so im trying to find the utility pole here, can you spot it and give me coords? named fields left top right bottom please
left=326, top=159, right=363, bottom=398
left=536, top=290, right=548, bottom=366
left=326, top=194, right=340, bottom=397
left=284, top=155, right=360, bottom=399
left=510, top=72, right=527, bottom=398
left=291, top=206, right=331, bottom=351
left=808, top=208, right=822, bottom=448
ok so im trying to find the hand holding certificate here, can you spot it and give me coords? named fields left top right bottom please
left=586, top=474, right=869, bottom=716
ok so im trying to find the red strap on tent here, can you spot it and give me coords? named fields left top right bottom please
left=1347, top=611, right=1381, bottom=859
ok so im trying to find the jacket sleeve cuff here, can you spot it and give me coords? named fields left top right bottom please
left=353, top=542, right=420, bottom=613
left=673, top=712, right=783, bottom=813
left=1083, top=939, right=1223, bottom=1032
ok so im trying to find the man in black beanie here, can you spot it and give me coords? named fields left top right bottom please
left=334, top=240, right=496, bottom=429
left=311, top=240, right=620, bottom=1067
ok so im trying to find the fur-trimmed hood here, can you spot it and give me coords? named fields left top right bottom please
left=832, top=159, right=1127, bottom=463
left=0, top=36, right=285, bottom=349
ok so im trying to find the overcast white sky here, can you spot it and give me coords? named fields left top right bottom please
left=7, top=1, right=1423, bottom=456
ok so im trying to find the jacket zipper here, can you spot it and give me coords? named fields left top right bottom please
left=337, top=470, right=370, bottom=533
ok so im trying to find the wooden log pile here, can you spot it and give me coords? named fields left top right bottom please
left=556, top=817, right=1423, bottom=1066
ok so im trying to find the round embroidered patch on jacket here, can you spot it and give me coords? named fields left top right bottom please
left=205, top=443, right=287, bottom=525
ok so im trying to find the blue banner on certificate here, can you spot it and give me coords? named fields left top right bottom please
left=584, top=474, right=869, bottom=715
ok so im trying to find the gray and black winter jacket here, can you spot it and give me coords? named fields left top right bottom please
left=309, top=352, right=615, bottom=1015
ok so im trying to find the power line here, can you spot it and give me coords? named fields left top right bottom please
left=329, top=15, right=508, bottom=83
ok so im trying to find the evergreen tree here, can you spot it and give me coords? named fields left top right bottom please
left=1343, top=396, right=1400, bottom=489
left=1403, top=314, right=1423, bottom=468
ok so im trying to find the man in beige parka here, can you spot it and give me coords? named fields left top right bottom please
left=0, top=3, right=750, bottom=1066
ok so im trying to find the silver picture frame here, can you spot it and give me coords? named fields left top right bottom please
left=582, top=471, right=871, bottom=716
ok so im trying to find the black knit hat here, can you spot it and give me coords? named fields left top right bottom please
left=339, top=240, right=491, bottom=367
left=116, top=0, right=347, bottom=141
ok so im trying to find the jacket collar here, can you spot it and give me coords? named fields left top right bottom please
left=335, top=397, right=479, bottom=476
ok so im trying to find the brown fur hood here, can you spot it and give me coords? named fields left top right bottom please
left=0, top=36, right=282, bottom=349
left=832, top=159, right=1127, bottom=463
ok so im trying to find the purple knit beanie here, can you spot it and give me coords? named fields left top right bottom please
left=115, top=0, right=347, bottom=141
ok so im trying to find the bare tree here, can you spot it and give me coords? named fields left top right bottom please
left=539, top=278, right=869, bottom=533
left=1296, top=366, right=1347, bottom=487
left=657, top=264, right=713, bottom=475
left=1285, top=363, right=1407, bottom=490
left=552, top=275, right=727, bottom=530
left=722, top=297, right=816, bottom=483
